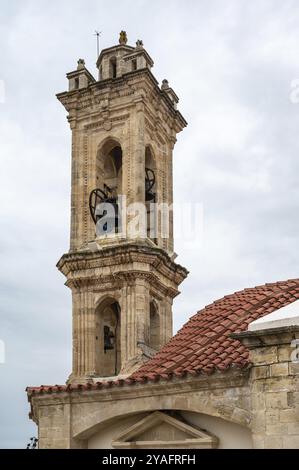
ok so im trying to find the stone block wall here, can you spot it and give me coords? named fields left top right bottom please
left=236, top=326, right=299, bottom=449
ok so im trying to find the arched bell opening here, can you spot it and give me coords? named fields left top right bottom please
left=89, top=139, right=123, bottom=235
left=95, top=298, right=121, bottom=377
left=97, top=138, right=123, bottom=198
left=145, top=146, right=156, bottom=202
left=145, top=146, right=157, bottom=243
left=149, top=300, right=160, bottom=352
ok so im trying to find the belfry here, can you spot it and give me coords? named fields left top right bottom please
left=56, top=31, right=188, bottom=382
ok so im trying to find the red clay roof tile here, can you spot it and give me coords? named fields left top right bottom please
left=26, top=278, right=299, bottom=396
left=131, top=278, right=299, bottom=380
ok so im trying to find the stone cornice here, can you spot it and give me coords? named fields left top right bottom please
left=66, top=67, right=96, bottom=83
left=56, top=68, right=187, bottom=131
left=65, top=271, right=179, bottom=298
left=232, top=326, right=299, bottom=348
left=123, top=48, right=154, bottom=67
left=57, top=243, right=188, bottom=295
left=83, top=113, right=130, bottom=131
left=28, top=367, right=250, bottom=424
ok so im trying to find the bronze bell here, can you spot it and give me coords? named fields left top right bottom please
left=104, top=325, right=115, bottom=352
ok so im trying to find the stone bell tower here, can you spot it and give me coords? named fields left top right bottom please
left=56, top=31, right=188, bottom=383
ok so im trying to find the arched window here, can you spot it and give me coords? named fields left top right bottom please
left=92, top=139, right=123, bottom=234
left=97, top=139, right=122, bottom=196
left=109, top=57, right=117, bottom=78
left=149, top=300, right=160, bottom=351
left=145, top=146, right=157, bottom=242
left=95, top=298, right=121, bottom=377
left=145, top=146, right=156, bottom=199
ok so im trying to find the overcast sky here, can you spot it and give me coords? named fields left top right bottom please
left=1, top=0, right=299, bottom=448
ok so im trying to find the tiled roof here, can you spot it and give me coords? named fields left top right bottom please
left=26, top=278, right=299, bottom=397
left=131, top=278, right=299, bottom=379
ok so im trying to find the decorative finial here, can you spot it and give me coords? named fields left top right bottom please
left=136, top=39, right=143, bottom=48
left=119, top=31, right=128, bottom=45
left=77, top=58, right=85, bottom=70
left=161, top=79, right=169, bottom=90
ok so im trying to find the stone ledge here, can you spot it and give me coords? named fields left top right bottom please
left=231, top=326, right=299, bottom=348
left=57, top=241, right=188, bottom=281
left=28, top=368, right=251, bottom=425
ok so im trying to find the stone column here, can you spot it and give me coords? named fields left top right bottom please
left=133, top=102, right=145, bottom=206
left=135, top=277, right=150, bottom=348
left=87, top=131, right=98, bottom=242
left=161, top=297, right=173, bottom=346
left=120, top=283, right=137, bottom=367
left=126, top=102, right=146, bottom=241
left=71, top=290, right=80, bottom=378
left=119, top=277, right=150, bottom=373
left=69, top=289, right=96, bottom=382
left=166, top=143, right=174, bottom=254
left=69, top=123, right=79, bottom=251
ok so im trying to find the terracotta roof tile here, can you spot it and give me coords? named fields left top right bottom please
left=131, top=278, right=299, bottom=380
left=26, top=278, right=299, bottom=396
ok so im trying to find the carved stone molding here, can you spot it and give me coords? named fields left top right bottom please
left=111, top=411, right=218, bottom=449
left=57, top=244, right=188, bottom=284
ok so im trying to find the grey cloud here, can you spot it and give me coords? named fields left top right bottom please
left=1, top=0, right=299, bottom=447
